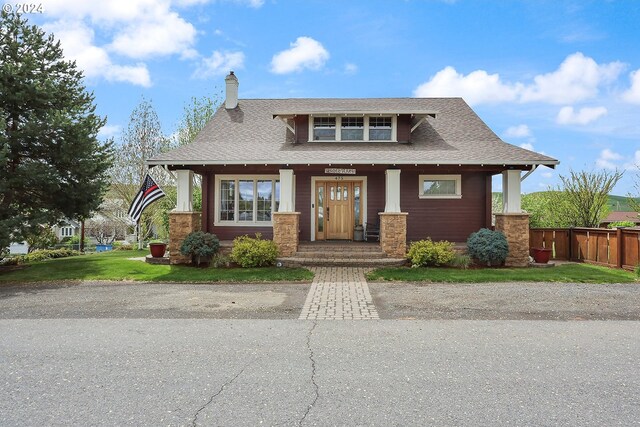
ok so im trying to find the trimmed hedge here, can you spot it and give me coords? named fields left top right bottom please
left=407, top=238, right=456, bottom=267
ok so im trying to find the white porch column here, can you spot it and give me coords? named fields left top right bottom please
left=278, top=169, right=295, bottom=212
left=175, top=169, right=193, bottom=212
left=384, top=169, right=401, bottom=213
left=502, top=170, right=522, bottom=213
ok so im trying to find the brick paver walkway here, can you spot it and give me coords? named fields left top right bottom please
left=299, top=267, right=379, bottom=320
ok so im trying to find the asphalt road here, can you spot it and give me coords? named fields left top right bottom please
left=1, top=281, right=639, bottom=426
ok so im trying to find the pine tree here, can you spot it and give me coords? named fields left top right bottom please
left=0, top=11, right=113, bottom=248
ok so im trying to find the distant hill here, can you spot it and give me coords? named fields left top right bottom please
left=492, top=192, right=639, bottom=212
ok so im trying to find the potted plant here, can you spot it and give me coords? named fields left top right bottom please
left=531, top=247, right=552, bottom=264
left=148, top=240, right=167, bottom=258
left=179, top=231, right=220, bottom=266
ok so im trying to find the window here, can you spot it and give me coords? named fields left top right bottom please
left=418, top=174, right=462, bottom=199
left=61, top=227, right=73, bottom=237
left=313, top=117, right=336, bottom=140
left=369, top=117, right=392, bottom=140
left=341, top=117, right=364, bottom=140
left=216, top=176, right=280, bottom=224
left=309, top=115, right=396, bottom=142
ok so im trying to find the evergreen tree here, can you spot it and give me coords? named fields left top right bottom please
left=0, top=11, right=113, bottom=248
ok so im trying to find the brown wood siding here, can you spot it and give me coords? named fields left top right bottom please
left=397, top=115, right=411, bottom=143
left=401, top=170, right=490, bottom=243
left=295, top=116, right=309, bottom=143
left=197, top=164, right=494, bottom=243
left=201, top=172, right=212, bottom=233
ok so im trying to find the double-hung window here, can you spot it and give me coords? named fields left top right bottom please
left=313, top=117, right=336, bottom=140
left=418, top=174, right=462, bottom=199
left=311, top=115, right=395, bottom=141
left=369, top=117, right=392, bottom=140
left=216, top=176, right=281, bottom=224
left=341, top=117, right=364, bottom=140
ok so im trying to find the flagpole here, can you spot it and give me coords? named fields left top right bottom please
left=137, top=220, right=143, bottom=250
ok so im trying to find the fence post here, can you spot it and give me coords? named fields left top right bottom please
left=568, top=227, right=574, bottom=261
left=616, top=227, right=624, bottom=269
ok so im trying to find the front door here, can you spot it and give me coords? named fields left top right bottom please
left=315, top=180, right=363, bottom=240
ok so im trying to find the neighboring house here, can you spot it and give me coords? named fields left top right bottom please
left=149, top=72, right=559, bottom=266
left=52, top=219, right=80, bottom=241
left=600, top=211, right=640, bottom=228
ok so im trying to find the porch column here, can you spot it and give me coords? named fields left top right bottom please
left=380, top=169, right=407, bottom=258
left=175, top=170, right=194, bottom=211
left=169, top=169, right=200, bottom=264
left=273, top=169, right=299, bottom=256
left=495, top=169, right=529, bottom=267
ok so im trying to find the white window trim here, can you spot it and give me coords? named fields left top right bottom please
left=418, top=174, right=462, bottom=199
left=214, top=174, right=280, bottom=227
left=309, top=115, right=397, bottom=142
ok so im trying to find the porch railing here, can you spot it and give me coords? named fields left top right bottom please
left=529, top=227, right=640, bottom=270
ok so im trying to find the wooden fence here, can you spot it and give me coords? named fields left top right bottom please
left=529, top=227, right=640, bottom=270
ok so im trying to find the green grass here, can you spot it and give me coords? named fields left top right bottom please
left=367, top=263, right=638, bottom=284
left=0, top=250, right=314, bottom=283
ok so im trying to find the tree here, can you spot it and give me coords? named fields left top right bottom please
left=522, top=191, right=573, bottom=228
left=172, top=94, right=220, bottom=148
left=0, top=11, right=113, bottom=249
left=109, top=97, right=171, bottom=242
left=25, top=226, right=58, bottom=252
left=629, top=162, right=640, bottom=214
left=550, top=169, right=624, bottom=228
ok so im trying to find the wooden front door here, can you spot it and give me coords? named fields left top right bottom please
left=327, top=182, right=352, bottom=240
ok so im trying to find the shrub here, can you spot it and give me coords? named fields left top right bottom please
left=607, top=221, right=636, bottom=229
left=231, top=233, right=278, bottom=268
left=19, top=249, right=81, bottom=263
left=210, top=253, right=232, bottom=268
left=112, top=241, right=134, bottom=251
left=635, top=265, right=640, bottom=278
left=467, top=228, right=509, bottom=266
left=179, top=231, right=220, bottom=266
left=407, top=238, right=456, bottom=267
left=451, top=253, right=472, bottom=269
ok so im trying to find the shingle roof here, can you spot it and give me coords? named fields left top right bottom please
left=148, top=98, right=558, bottom=166
left=601, top=211, right=640, bottom=224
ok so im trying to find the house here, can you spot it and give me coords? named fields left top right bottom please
left=148, top=72, right=559, bottom=266
left=52, top=219, right=80, bottom=241
left=599, top=211, right=640, bottom=228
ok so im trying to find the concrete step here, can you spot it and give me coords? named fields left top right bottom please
left=292, top=251, right=388, bottom=259
left=278, top=257, right=407, bottom=268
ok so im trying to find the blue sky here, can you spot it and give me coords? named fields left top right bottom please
left=28, top=0, right=640, bottom=195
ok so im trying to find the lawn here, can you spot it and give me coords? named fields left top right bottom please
left=0, top=250, right=314, bottom=283
left=367, top=263, right=639, bottom=284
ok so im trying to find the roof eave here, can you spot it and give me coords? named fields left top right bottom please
left=147, top=159, right=559, bottom=167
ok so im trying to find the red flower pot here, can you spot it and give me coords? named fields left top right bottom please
left=531, top=247, right=552, bottom=264
left=149, top=243, right=167, bottom=258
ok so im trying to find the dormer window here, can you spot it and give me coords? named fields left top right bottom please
left=310, top=115, right=397, bottom=142
left=369, top=117, right=392, bottom=140
left=313, top=117, right=336, bottom=140
left=341, top=117, right=364, bottom=140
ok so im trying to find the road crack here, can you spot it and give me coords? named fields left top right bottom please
left=191, top=363, right=249, bottom=427
left=299, top=320, right=319, bottom=426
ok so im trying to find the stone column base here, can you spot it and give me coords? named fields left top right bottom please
left=273, top=212, right=300, bottom=257
left=379, top=212, right=408, bottom=258
left=494, top=213, right=530, bottom=267
left=169, top=211, right=202, bottom=265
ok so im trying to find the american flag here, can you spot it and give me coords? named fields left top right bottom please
left=127, top=174, right=165, bottom=223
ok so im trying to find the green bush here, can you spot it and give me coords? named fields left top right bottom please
left=451, top=253, right=472, bottom=269
left=179, top=231, right=220, bottom=266
left=467, top=228, right=509, bottom=266
left=407, top=238, right=456, bottom=267
left=19, top=248, right=81, bottom=264
left=607, top=221, right=636, bottom=229
left=635, top=265, right=640, bottom=278
left=231, top=233, right=278, bottom=268
left=112, top=241, right=134, bottom=251
left=210, top=253, right=232, bottom=268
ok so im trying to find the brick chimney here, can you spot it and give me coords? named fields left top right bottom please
left=225, top=71, right=238, bottom=109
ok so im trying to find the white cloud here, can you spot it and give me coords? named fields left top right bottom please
left=193, top=50, right=245, bottom=79
left=413, top=52, right=624, bottom=106
left=43, top=20, right=151, bottom=87
left=108, top=12, right=197, bottom=59
left=520, top=52, right=624, bottom=104
left=519, top=142, right=535, bottom=151
left=622, top=69, right=640, bottom=104
left=98, top=124, right=122, bottom=139
left=503, top=124, right=532, bottom=138
left=344, top=63, right=358, bottom=75
left=596, top=148, right=623, bottom=170
left=556, top=106, right=608, bottom=125
left=541, top=171, right=554, bottom=179
left=413, top=66, right=521, bottom=105
left=270, top=37, right=330, bottom=74
left=623, top=150, right=640, bottom=170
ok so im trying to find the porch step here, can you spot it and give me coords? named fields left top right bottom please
left=278, top=257, right=406, bottom=268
